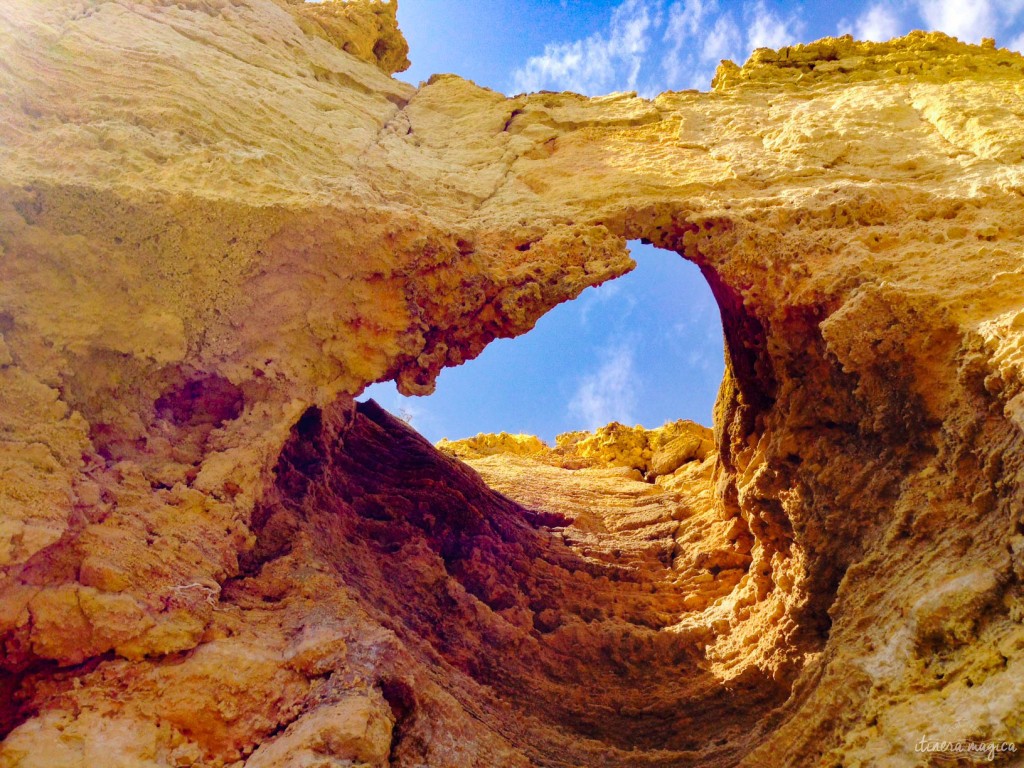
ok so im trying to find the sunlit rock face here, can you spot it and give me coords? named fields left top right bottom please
left=2, top=1, right=1024, bottom=766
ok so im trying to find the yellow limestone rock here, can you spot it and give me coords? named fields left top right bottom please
left=437, top=432, right=551, bottom=461
left=1, top=2, right=1024, bottom=767
left=284, top=0, right=411, bottom=75
left=245, top=694, right=395, bottom=768
left=441, top=420, right=714, bottom=479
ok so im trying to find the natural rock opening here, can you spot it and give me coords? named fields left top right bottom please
left=249, top=235, right=822, bottom=766
left=363, top=240, right=724, bottom=444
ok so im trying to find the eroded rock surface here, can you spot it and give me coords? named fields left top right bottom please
left=2, top=1, right=1024, bottom=766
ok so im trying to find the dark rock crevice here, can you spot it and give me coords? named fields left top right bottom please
left=240, top=398, right=798, bottom=766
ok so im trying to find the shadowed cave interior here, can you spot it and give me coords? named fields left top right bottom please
left=242, top=242, right=830, bottom=766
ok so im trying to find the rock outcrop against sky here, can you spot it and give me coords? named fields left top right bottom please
left=2, top=1, right=1024, bottom=766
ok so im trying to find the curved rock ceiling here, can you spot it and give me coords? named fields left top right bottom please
left=2, top=1, right=1024, bottom=766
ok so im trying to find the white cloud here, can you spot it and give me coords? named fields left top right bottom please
left=511, top=0, right=659, bottom=94
left=514, top=0, right=805, bottom=95
left=917, top=0, right=996, bottom=41
left=666, top=0, right=713, bottom=39
left=569, top=343, right=639, bottom=429
left=1010, top=30, right=1024, bottom=50
left=915, top=0, right=1024, bottom=42
left=703, top=13, right=743, bottom=60
left=850, top=4, right=904, bottom=41
left=662, top=0, right=742, bottom=89
left=746, top=0, right=797, bottom=50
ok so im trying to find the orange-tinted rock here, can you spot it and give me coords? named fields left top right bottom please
left=2, top=2, right=1024, bottom=766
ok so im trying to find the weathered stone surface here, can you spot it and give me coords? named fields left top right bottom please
left=2, top=1, right=1024, bottom=766
left=245, top=694, right=395, bottom=768
left=439, top=419, right=714, bottom=479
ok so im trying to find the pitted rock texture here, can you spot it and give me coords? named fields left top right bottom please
left=2, top=1, right=1024, bottom=766
left=439, top=419, right=715, bottom=479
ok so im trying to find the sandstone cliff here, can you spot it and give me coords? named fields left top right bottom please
left=2, top=1, right=1024, bottom=766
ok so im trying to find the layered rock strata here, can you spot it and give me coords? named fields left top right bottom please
left=2, top=1, right=1024, bottom=766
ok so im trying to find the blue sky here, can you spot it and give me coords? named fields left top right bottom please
left=364, top=0, right=1024, bottom=443
left=367, top=246, right=723, bottom=443
left=393, top=0, right=1024, bottom=95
